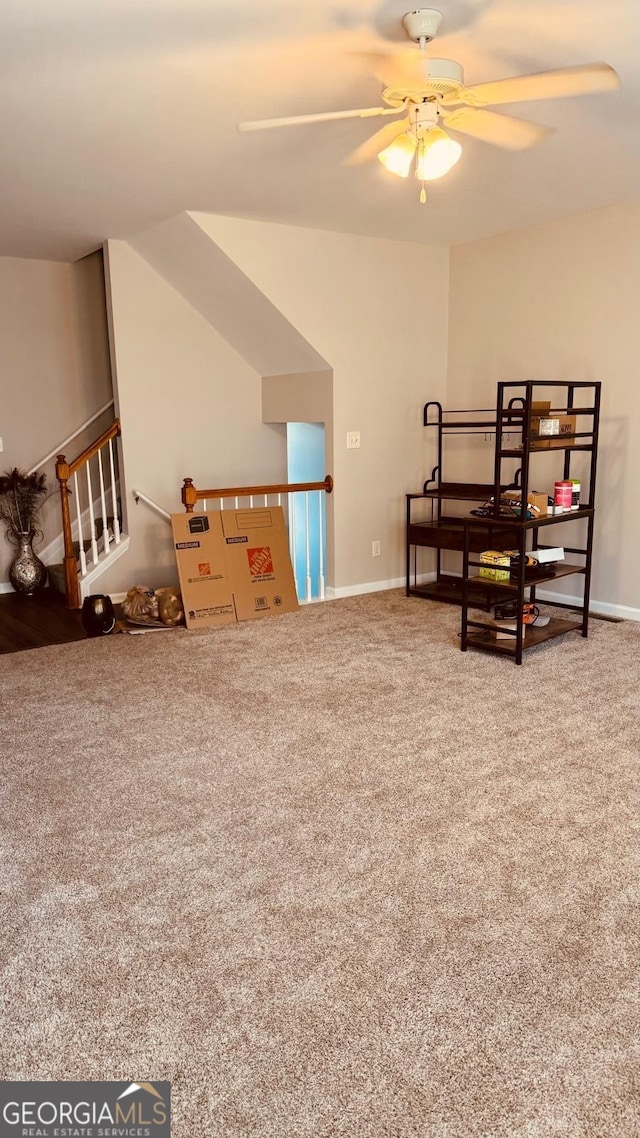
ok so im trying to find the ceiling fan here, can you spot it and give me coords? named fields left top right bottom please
left=237, top=8, right=621, bottom=203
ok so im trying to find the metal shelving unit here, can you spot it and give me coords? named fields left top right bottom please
left=406, top=401, right=522, bottom=606
left=460, top=380, right=601, bottom=665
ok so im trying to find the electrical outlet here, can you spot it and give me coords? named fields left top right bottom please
left=346, top=431, right=360, bottom=449
left=372, top=540, right=381, bottom=557
left=0, top=436, right=3, bottom=453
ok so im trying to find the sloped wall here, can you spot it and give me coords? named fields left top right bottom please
left=192, top=214, right=449, bottom=591
left=101, top=214, right=448, bottom=594
left=98, top=239, right=287, bottom=593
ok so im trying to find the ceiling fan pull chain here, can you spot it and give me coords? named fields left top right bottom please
left=419, top=183, right=427, bottom=204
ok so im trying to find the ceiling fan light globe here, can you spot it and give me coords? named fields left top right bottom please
left=415, top=128, right=462, bottom=180
left=378, top=131, right=417, bottom=177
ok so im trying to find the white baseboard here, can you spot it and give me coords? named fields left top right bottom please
left=326, top=572, right=435, bottom=601
left=535, top=586, right=640, bottom=622
left=2, top=572, right=638, bottom=622
left=325, top=575, right=639, bottom=622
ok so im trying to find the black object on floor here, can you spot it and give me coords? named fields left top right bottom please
left=81, top=594, right=116, bottom=637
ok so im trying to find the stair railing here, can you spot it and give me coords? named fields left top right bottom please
left=55, top=419, right=122, bottom=608
left=27, top=399, right=115, bottom=476
left=181, top=475, right=333, bottom=602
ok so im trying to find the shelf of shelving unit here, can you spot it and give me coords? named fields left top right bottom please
left=459, top=380, right=600, bottom=665
left=406, top=400, right=525, bottom=606
left=464, top=617, right=583, bottom=656
left=466, top=560, right=586, bottom=592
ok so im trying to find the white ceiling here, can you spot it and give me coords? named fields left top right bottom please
left=1, top=0, right=638, bottom=262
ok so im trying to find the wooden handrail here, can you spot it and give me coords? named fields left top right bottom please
left=54, top=454, right=80, bottom=610
left=67, top=419, right=121, bottom=477
left=55, top=418, right=122, bottom=609
left=182, top=474, right=333, bottom=513
left=27, top=400, right=115, bottom=475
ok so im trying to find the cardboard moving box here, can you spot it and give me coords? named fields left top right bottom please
left=219, top=507, right=299, bottom=623
left=530, top=413, right=576, bottom=450
left=503, top=490, right=548, bottom=518
left=171, top=507, right=298, bottom=631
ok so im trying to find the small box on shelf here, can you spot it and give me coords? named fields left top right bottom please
left=530, top=414, right=576, bottom=450
left=479, top=551, right=511, bottom=581
left=503, top=490, right=548, bottom=518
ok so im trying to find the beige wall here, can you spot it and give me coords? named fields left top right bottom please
left=0, top=251, right=112, bottom=585
left=448, top=201, right=640, bottom=612
left=193, top=214, right=450, bottom=591
left=98, top=239, right=288, bottom=593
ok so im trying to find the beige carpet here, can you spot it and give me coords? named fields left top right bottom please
left=0, top=592, right=638, bottom=1137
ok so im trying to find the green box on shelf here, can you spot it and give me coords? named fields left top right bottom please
left=479, top=550, right=511, bottom=582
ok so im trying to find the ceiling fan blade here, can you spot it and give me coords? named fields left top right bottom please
left=238, top=107, right=402, bottom=132
left=442, top=106, right=554, bottom=150
left=345, top=117, right=411, bottom=165
left=443, top=62, right=620, bottom=108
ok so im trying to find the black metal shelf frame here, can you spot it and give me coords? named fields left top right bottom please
left=459, top=380, right=601, bottom=665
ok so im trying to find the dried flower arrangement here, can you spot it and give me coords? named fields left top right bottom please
left=0, top=468, right=48, bottom=546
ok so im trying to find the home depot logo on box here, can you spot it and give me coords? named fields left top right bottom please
left=247, top=546, right=274, bottom=580
left=220, top=507, right=298, bottom=621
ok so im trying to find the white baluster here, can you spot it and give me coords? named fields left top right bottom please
left=249, top=495, right=254, bottom=508
left=108, top=439, right=120, bottom=543
left=263, top=494, right=268, bottom=507
left=289, top=492, right=298, bottom=599
left=202, top=499, right=207, bottom=511
left=85, top=461, right=99, bottom=566
left=234, top=496, right=239, bottom=509
left=97, top=447, right=109, bottom=559
left=304, top=491, right=312, bottom=603
left=318, top=489, right=325, bottom=601
left=73, top=471, right=87, bottom=576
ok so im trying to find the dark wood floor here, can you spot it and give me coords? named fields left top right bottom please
left=0, top=588, right=88, bottom=654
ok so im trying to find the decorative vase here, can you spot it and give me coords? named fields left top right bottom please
left=81, top=594, right=116, bottom=637
left=9, top=531, right=47, bottom=595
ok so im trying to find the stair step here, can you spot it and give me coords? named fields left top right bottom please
left=47, top=530, right=126, bottom=598
left=47, top=563, right=66, bottom=595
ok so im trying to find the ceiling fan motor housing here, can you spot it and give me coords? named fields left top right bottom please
left=383, top=58, right=464, bottom=108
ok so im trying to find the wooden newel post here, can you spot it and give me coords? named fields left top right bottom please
left=55, top=453, right=80, bottom=610
left=181, top=478, right=197, bottom=514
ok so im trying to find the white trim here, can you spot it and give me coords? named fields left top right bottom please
left=324, top=575, right=640, bottom=621
left=535, top=586, right=640, bottom=622
left=78, top=537, right=130, bottom=600
left=2, top=573, right=637, bottom=621
left=326, top=572, right=435, bottom=600
left=27, top=400, right=115, bottom=474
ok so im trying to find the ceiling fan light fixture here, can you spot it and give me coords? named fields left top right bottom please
left=378, top=131, right=417, bottom=178
left=414, top=127, right=462, bottom=181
